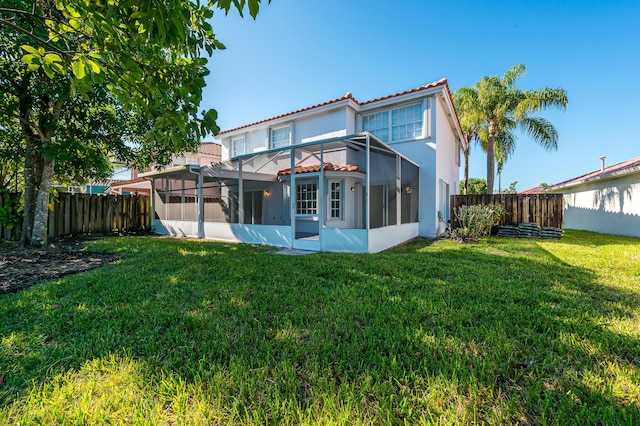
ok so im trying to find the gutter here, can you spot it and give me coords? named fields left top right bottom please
left=547, top=164, right=640, bottom=192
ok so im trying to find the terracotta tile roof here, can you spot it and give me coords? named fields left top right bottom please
left=217, top=78, right=459, bottom=136
left=549, top=156, right=640, bottom=189
left=359, top=78, right=449, bottom=105
left=277, top=162, right=365, bottom=176
left=218, top=93, right=358, bottom=135
left=197, top=142, right=222, bottom=157
left=520, top=185, right=545, bottom=194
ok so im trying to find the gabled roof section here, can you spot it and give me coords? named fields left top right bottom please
left=218, top=93, right=358, bottom=136
left=548, top=156, right=640, bottom=190
left=216, top=78, right=462, bottom=139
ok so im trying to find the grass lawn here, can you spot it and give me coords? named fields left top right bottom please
left=1, top=230, right=639, bottom=424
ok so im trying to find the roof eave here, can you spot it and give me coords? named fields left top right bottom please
left=548, top=165, right=640, bottom=191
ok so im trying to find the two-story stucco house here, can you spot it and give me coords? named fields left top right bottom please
left=142, top=78, right=465, bottom=252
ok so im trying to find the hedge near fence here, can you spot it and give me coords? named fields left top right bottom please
left=450, top=193, right=563, bottom=229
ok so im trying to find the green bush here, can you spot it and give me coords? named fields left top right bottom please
left=451, top=203, right=506, bottom=243
left=0, top=197, right=23, bottom=230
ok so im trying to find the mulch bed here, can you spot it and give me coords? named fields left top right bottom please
left=0, top=237, right=118, bottom=295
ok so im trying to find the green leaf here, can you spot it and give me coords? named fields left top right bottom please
left=20, top=45, right=40, bottom=55
left=42, top=64, right=55, bottom=79
left=21, top=54, right=37, bottom=64
left=72, top=60, right=86, bottom=79
left=87, top=59, right=101, bottom=74
left=44, top=53, right=63, bottom=63
left=248, top=0, right=260, bottom=18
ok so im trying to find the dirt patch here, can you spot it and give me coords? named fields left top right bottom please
left=0, top=237, right=118, bottom=295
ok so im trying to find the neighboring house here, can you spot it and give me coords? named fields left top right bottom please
left=142, top=78, right=465, bottom=252
left=109, top=142, right=222, bottom=196
left=546, top=156, right=640, bottom=238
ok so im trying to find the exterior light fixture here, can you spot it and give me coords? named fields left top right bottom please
left=350, top=187, right=356, bottom=192
left=405, top=186, right=412, bottom=194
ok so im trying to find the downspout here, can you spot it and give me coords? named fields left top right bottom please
left=187, top=165, right=204, bottom=238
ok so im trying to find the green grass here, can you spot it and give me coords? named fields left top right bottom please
left=1, top=230, right=639, bottom=425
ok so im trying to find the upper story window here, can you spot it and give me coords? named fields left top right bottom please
left=270, top=125, right=291, bottom=149
left=361, top=101, right=426, bottom=143
left=185, top=156, right=200, bottom=165
left=362, top=112, right=389, bottom=142
left=231, top=136, right=245, bottom=158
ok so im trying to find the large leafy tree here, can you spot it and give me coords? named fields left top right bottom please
left=455, top=65, right=568, bottom=194
left=0, top=0, right=267, bottom=246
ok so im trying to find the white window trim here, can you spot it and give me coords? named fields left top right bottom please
left=295, top=180, right=318, bottom=216
left=231, top=135, right=246, bottom=158
left=328, top=179, right=343, bottom=220
left=269, top=124, right=292, bottom=149
left=360, top=99, right=431, bottom=142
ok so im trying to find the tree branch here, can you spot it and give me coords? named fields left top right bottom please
left=0, top=18, right=67, bottom=56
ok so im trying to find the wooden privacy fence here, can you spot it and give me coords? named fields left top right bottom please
left=450, top=194, right=564, bottom=229
left=0, top=193, right=151, bottom=241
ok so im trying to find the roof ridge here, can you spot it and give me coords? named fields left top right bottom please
left=216, top=79, right=451, bottom=136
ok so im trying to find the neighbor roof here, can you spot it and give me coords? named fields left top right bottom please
left=197, top=142, right=222, bottom=157
left=548, top=156, right=640, bottom=190
left=217, top=78, right=455, bottom=136
left=520, top=185, right=545, bottom=194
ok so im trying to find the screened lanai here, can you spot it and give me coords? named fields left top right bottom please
left=142, top=133, right=420, bottom=252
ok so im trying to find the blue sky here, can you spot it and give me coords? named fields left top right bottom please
left=204, top=0, right=640, bottom=192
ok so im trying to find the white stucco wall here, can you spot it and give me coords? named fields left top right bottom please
left=218, top=107, right=349, bottom=160
left=434, top=95, right=461, bottom=236
left=557, top=173, right=640, bottom=238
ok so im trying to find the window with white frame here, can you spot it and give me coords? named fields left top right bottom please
left=270, top=125, right=291, bottom=149
left=361, top=101, right=426, bottom=143
left=296, top=182, right=317, bottom=215
left=362, top=111, right=389, bottom=142
left=231, top=136, right=245, bottom=157
left=329, top=180, right=343, bottom=219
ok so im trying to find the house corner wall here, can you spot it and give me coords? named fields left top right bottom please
left=434, top=95, right=461, bottom=236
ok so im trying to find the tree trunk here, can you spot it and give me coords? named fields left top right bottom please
left=486, top=120, right=496, bottom=194
left=30, top=157, right=54, bottom=247
left=463, top=145, right=469, bottom=195
left=20, top=135, right=39, bottom=246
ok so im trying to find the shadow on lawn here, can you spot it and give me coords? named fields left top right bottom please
left=1, top=236, right=639, bottom=423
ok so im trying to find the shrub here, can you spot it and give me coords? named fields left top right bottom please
left=451, top=203, right=506, bottom=243
left=0, top=197, right=22, bottom=230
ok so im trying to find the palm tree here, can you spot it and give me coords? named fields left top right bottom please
left=458, top=64, right=568, bottom=193
left=452, top=87, right=481, bottom=195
